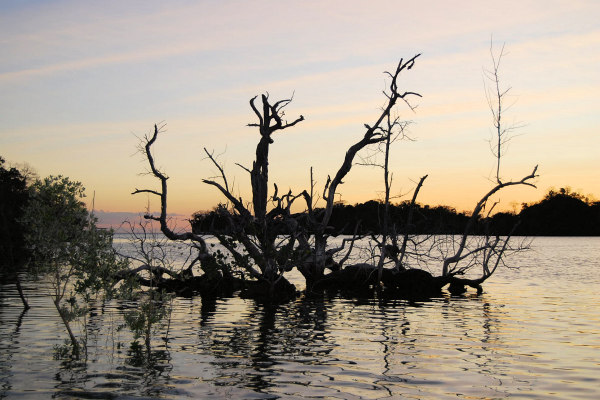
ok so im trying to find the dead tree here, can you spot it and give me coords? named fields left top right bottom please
left=439, top=43, right=538, bottom=293
left=201, top=94, right=305, bottom=298
left=132, top=124, right=234, bottom=295
left=297, top=55, right=422, bottom=289
left=308, top=46, right=535, bottom=297
left=362, top=114, right=430, bottom=283
left=352, top=111, right=428, bottom=284
left=133, top=97, right=305, bottom=300
left=248, top=95, right=305, bottom=222
left=391, top=174, right=428, bottom=272
left=130, top=48, right=533, bottom=300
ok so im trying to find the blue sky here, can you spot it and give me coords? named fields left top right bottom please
left=1, top=1, right=598, bottom=226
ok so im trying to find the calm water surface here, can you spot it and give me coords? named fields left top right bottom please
left=1, top=237, right=599, bottom=399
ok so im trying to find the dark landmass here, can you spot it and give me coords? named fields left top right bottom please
left=192, top=188, right=600, bottom=237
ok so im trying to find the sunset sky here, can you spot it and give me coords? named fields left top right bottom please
left=2, top=1, right=598, bottom=227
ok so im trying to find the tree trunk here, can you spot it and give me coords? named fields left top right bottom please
left=53, top=298, right=80, bottom=357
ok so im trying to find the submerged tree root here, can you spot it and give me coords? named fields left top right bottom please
left=133, top=275, right=240, bottom=298
left=130, top=266, right=485, bottom=304
left=132, top=274, right=298, bottom=303
left=312, top=264, right=485, bottom=301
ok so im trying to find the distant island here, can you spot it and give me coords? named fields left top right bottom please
left=192, top=187, right=600, bottom=237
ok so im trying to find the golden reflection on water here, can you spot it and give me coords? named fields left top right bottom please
left=0, top=237, right=599, bottom=399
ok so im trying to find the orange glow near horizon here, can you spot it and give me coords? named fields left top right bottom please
left=1, top=1, right=598, bottom=222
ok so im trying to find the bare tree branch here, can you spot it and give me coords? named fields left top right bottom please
left=441, top=44, right=538, bottom=277
left=132, top=124, right=210, bottom=252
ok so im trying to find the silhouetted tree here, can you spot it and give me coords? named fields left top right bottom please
left=517, top=188, right=600, bottom=235
left=132, top=47, right=541, bottom=301
left=295, top=55, right=422, bottom=289
left=0, top=157, right=30, bottom=308
left=135, top=56, right=421, bottom=297
left=438, top=43, right=537, bottom=294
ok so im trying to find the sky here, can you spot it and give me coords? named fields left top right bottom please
left=1, top=0, right=599, bottom=228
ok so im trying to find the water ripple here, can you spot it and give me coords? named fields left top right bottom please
left=1, top=237, right=600, bottom=399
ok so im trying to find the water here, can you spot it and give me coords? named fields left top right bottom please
left=1, top=237, right=599, bottom=399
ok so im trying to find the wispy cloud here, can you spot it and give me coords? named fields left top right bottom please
left=0, top=42, right=213, bottom=82
left=2, top=0, right=598, bottom=214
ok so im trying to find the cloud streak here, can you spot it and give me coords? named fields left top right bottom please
left=2, top=1, right=598, bottom=214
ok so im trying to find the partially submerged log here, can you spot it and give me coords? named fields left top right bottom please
left=315, top=263, right=444, bottom=300
left=442, top=276, right=484, bottom=296
left=239, top=277, right=298, bottom=304
left=385, top=268, right=443, bottom=300
left=123, top=259, right=487, bottom=303
left=118, top=267, right=240, bottom=298
left=316, top=263, right=380, bottom=289
left=311, top=261, right=491, bottom=300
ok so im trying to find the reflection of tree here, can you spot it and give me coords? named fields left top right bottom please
left=437, top=297, right=511, bottom=398
left=199, top=295, right=217, bottom=326
left=126, top=341, right=172, bottom=374
left=0, top=305, right=28, bottom=398
left=372, top=299, right=412, bottom=397
left=52, top=356, right=90, bottom=397
left=51, top=299, right=174, bottom=399
left=344, top=297, right=511, bottom=398
left=51, top=342, right=173, bottom=399
left=246, top=303, right=278, bottom=393
left=199, top=294, right=334, bottom=393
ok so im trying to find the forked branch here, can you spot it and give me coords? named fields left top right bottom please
left=132, top=124, right=209, bottom=251
left=321, top=55, right=422, bottom=228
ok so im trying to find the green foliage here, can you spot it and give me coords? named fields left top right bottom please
left=59, top=296, right=88, bottom=322
left=21, top=175, right=127, bottom=288
left=21, top=175, right=89, bottom=275
left=20, top=175, right=126, bottom=355
left=73, top=227, right=131, bottom=302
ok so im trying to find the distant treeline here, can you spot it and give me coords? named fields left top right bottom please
left=191, top=188, right=600, bottom=236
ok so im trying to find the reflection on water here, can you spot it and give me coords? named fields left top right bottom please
left=1, top=237, right=599, bottom=399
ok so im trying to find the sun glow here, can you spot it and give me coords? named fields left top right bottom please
left=1, top=1, right=598, bottom=225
